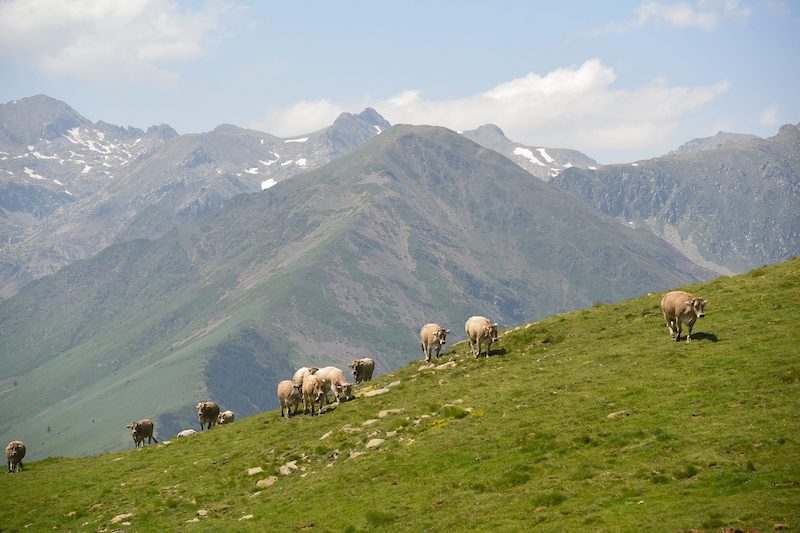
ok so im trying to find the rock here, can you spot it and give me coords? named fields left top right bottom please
left=362, top=419, right=379, bottom=426
left=387, top=381, right=401, bottom=388
left=418, top=364, right=434, bottom=371
left=386, top=430, right=398, bottom=437
left=186, top=518, right=200, bottom=523
left=247, top=466, right=263, bottom=476
left=197, top=510, right=208, bottom=517
left=774, top=525, right=790, bottom=531
left=111, top=513, right=133, bottom=524
left=362, top=388, right=390, bottom=397
left=66, top=512, right=76, bottom=518
left=319, top=431, right=332, bottom=440
left=256, top=476, right=278, bottom=488
left=607, top=410, right=630, bottom=419
left=435, top=361, right=457, bottom=370
left=366, top=438, right=385, bottom=449
left=279, top=460, right=298, bottom=475
left=349, top=451, right=366, bottom=459
left=341, top=426, right=361, bottom=433
left=378, top=408, right=404, bottom=418
left=239, top=515, right=254, bottom=521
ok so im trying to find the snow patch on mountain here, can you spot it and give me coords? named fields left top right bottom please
left=513, top=147, right=545, bottom=166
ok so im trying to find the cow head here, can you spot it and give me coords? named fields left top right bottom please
left=340, top=383, right=354, bottom=401
left=307, top=367, right=319, bottom=375
left=488, top=322, right=499, bottom=342
left=685, top=298, right=706, bottom=318
left=437, top=328, right=450, bottom=344
left=7, top=442, right=24, bottom=458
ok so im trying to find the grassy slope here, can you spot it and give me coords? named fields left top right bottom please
left=1, top=259, right=798, bottom=532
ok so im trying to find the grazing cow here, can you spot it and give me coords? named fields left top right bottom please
left=420, top=323, right=450, bottom=363
left=5, top=441, right=26, bottom=473
left=126, top=419, right=158, bottom=448
left=176, top=429, right=196, bottom=438
left=302, top=374, right=328, bottom=416
left=348, top=358, right=375, bottom=383
left=660, top=290, right=707, bottom=342
left=196, top=401, right=220, bottom=430
left=277, top=380, right=303, bottom=418
left=465, top=316, right=499, bottom=358
left=217, top=410, right=235, bottom=425
left=315, top=366, right=353, bottom=404
left=292, top=366, right=319, bottom=386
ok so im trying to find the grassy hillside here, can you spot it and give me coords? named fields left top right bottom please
left=1, top=258, right=797, bottom=531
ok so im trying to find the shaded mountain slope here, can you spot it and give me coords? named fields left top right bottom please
left=550, top=123, right=800, bottom=274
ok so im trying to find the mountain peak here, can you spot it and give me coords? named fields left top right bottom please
left=669, top=130, right=761, bottom=156
left=0, top=94, right=87, bottom=145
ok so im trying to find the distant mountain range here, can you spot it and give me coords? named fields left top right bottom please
left=549, top=123, right=800, bottom=274
left=0, top=94, right=797, bottom=458
left=0, top=95, right=388, bottom=297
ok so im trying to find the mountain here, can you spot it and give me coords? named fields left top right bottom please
left=0, top=95, right=389, bottom=297
left=460, top=123, right=598, bottom=181
left=668, top=130, right=762, bottom=156
left=0, top=124, right=712, bottom=458
left=1, top=258, right=797, bottom=531
left=549, top=123, right=800, bottom=274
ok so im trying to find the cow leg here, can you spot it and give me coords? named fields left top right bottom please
left=685, top=318, right=696, bottom=342
left=485, top=341, right=491, bottom=358
left=434, top=345, right=441, bottom=359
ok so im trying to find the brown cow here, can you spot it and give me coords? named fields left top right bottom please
left=5, top=441, right=26, bottom=473
left=277, top=380, right=302, bottom=418
left=660, top=290, right=707, bottom=342
left=126, top=419, right=157, bottom=448
left=420, top=323, right=450, bottom=363
left=348, top=358, right=375, bottom=383
left=196, top=401, right=220, bottom=430
left=302, top=374, right=328, bottom=416
left=465, top=316, right=499, bottom=358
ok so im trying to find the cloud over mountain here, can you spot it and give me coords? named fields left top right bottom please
left=256, top=59, right=729, bottom=163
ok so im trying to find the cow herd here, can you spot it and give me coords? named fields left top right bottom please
left=4, top=291, right=706, bottom=471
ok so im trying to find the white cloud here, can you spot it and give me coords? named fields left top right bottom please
left=759, top=105, right=780, bottom=126
left=252, top=99, right=344, bottom=137
left=0, top=0, right=234, bottom=84
left=587, top=0, right=750, bottom=34
left=256, top=59, right=729, bottom=163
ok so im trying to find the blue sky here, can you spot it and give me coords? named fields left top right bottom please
left=0, top=0, right=798, bottom=163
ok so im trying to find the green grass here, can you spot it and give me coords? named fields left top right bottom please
left=1, top=258, right=799, bottom=531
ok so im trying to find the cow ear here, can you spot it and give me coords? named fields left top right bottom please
left=683, top=300, right=692, bottom=307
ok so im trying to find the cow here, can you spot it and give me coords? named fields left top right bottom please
left=302, top=374, right=328, bottom=416
left=660, top=290, right=707, bottom=342
left=5, top=441, right=26, bottom=473
left=420, top=323, right=450, bottom=363
left=176, top=429, right=196, bottom=438
left=315, top=366, right=354, bottom=404
left=126, top=419, right=157, bottom=448
left=217, top=410, right=235, bottom=425
left=292, top=366, right=319, bottom=386
left=196, top=401, right=220, bottom=430
left=348, top=358, right=375, bottom=383
left=465, top=316, right=499, bottom=358
left=277, top=380, right=303, bottom=418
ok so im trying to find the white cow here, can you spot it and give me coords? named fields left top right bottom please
left=465, top=316, right=499, bottom=358
left=315, top=366, right=353, bottom=404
